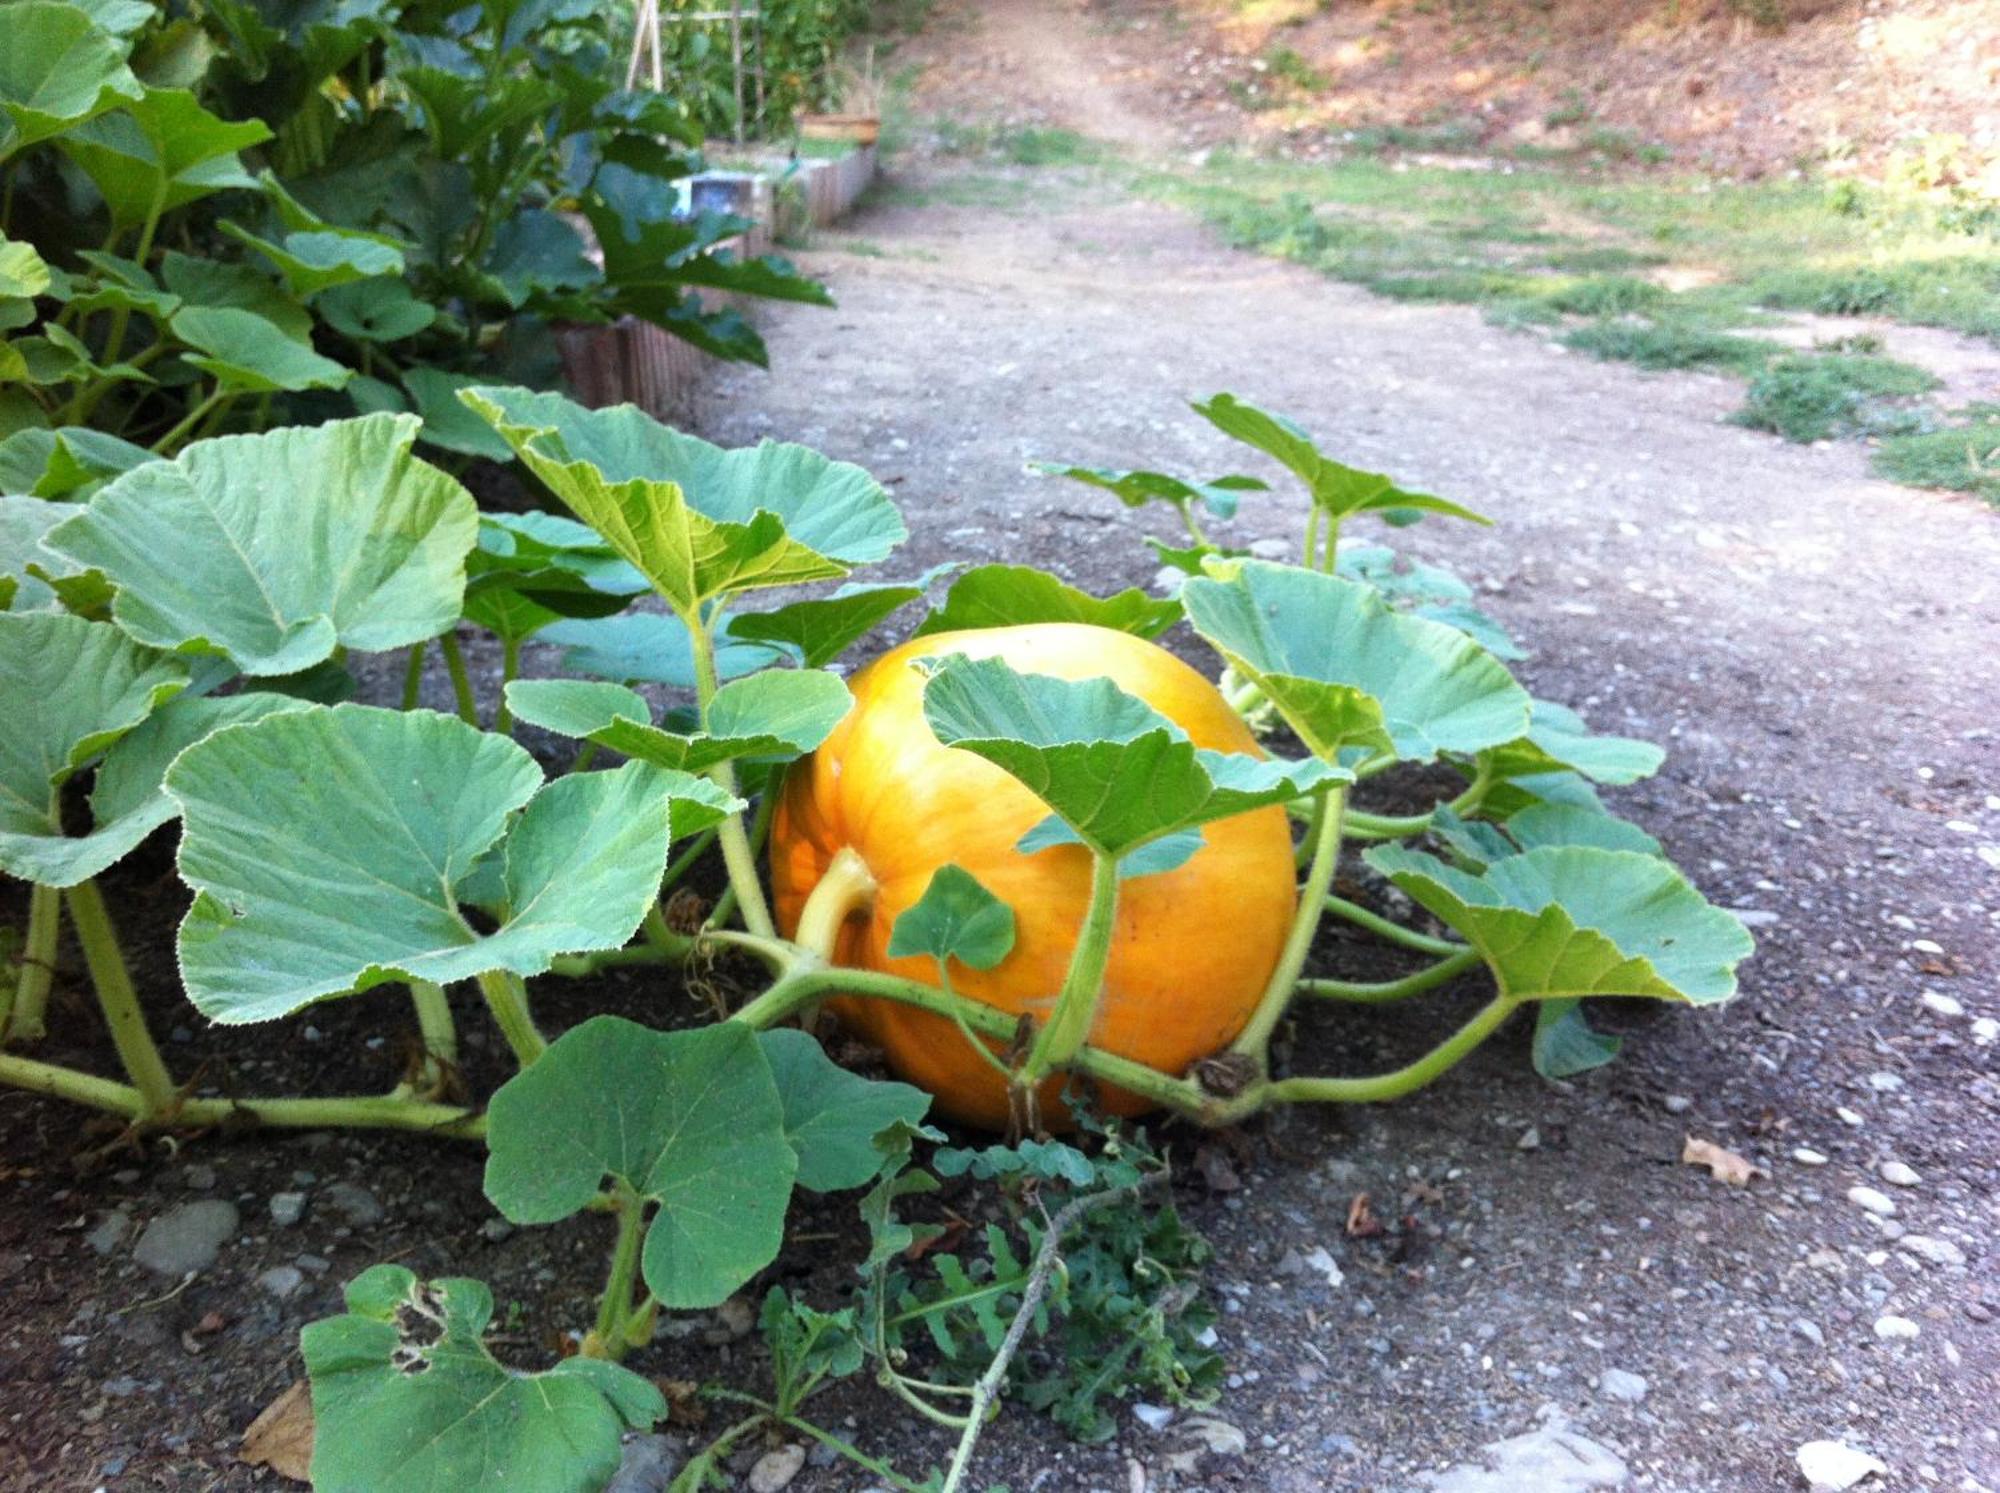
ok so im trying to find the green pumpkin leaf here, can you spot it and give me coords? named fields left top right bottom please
left=1504, top=802, right=1662, bottom=857
left=483, top=1017, right=797, bottom=1309
left=539, top=610, right=787, bottom=689
left=0, top=426, right=155, bottom=499
left=158, top=252, right=312, bottom=341
left=167, top=707, right=681, bottom=1022
left=1182, top=560, right=1530, bottom=762
left=1337, top=544, right=1527, bottom=661
left=506, top=669, right=851, bottom=773
left=1482, top=699, right=1665, bottom=786
left=1364, top=843, right=1754, bottom=1004
left=316, top=276, right=436, bottom=343
left=1532, top=999, right=1623, bottom=1080
left=301, top=1265, right=663, bottom=1493
left=758, top=1028, right=932, bottom=1193
left=1031, top=462, right=1266, bottom=519
left=47, top=415, right=475, bottom=675
left=0, top=612, right=186, bottom=883
left=886, top=864, right=1017, bottom=972
left=2, top=688, right=309, bottom=887
left=1017, top=816, right=1205, bottom=879
left=480, top=209, right=597, bottom=308
left=400, top=368, right=513, bottom=461
left=913, top=564, right=1181, bottom=641
left=59, top=86, right=270, bottom=226
left=219, top=221, right=405, bottom=298
left=0, top=2, right=143, bottom=156
left=0, top=495, right=64, bottom=608
left=461, top=385, right=904, bottom=612
left=0, top=236, right=51, bottom=300
left=171, top=305, right=351, bottom=393
left=727, top=574, right=947, bottom=668
left=1192, top=394, right=1489, bottom=525
left=919, top=653, right=1347, bottom=860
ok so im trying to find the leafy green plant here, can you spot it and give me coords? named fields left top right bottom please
left=1730, top=351, right=1938, bottom=443
left=1872, top=403, right=2000, bottom=505
left=1, top=382, right=1754, bottom=1488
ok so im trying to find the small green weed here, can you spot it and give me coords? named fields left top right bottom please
left=1266, top=45, right=1330, bottom=94
left=1537, top=275, right=1666, bottom=316
left=995, top=127, right=1101, bottom=166
left=1730, top=353, right=1939, bottom=442
left=1562, top=319, right=1781, bottom=375
left=1872, top=405, right=2000, bottom=504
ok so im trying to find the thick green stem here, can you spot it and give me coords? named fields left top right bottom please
left=1231, top=789, right=1345, bottom=1060
left=1257, top=993, right=1522, bottom=1107
left=660, top=826, right=718, bottom=897
left=793, top=847, right=877, bottom=961
left=1017, top=850, right=1121, bottom=1084
left=149, top=389, right=228, bottom=455
left=6, top=882, right=59, bottom=1043
left=65, top=879, right=175, bottom=1120
left=1180, top=501, right=1210, bottom=548
left=400, top=640, right=427, bottom=710
left=439, top=630, right=479, bottom=726
left=1302, top=507, right=1321, bottom=572
left=493, top=637, right=522, bottom=733
left=406, top=980, right=457, bottom=1092
left=685, top=606, right=776, bottom=938
left=549, top=943, right=678, bottom=977
left=590, top=1181, right=647, bottom=1358
left=639, top=903, right=695, bottom=961
left=0, top=1051, right=482, bottom=1135
left=1300, top=945, right=1483, bottom=1003
left=1323, top=894, right=1464, bottom=956
left=474, top=969, right=545, bottom=1065
left=1344, top=758, right=1498, bottom=840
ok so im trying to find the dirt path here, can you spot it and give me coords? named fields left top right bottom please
left=694, top=5, right=2000, bottom=1486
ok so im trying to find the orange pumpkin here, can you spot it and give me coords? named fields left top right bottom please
left=768, top=622, right=1297, bottom=1130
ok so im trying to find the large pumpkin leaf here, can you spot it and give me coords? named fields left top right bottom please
left=1364, top=844, right=1753, bottom=1004
left=1031, top=461, right=1266, bottom=520
left=171, top=306, right=351, bottom=393
left=758, top=1028, right=931, bottom=1193
left=1481, top=698, right=1665, bottom=786
left=504, top=669, right=851, bottom=773
left=0, top=426, right=155, bottom=499
left=484, top=1017, right=797, bottom=1309
left=539, top=610, right=787, bottom=689
left=168, top=707, right=681, bottom=1023
left=727, top=573, right=949, bottom=668
left=1182, top=560, right=1529, bottom=762
left=59, top=86, right=270, bottom=226
left=1192, top=394, right=1488, bottom=525
left=47, top=415, right=475, bottom=675
left=302, top=1265, right=663, bottom=1493
left=0, top=2, right=143, bottom=157
left=0, top=496, right=63, bottom=609
left=0, top=236, right=51, bottom=300
left=912, top=564, right=1181, bottom=641
left=219, top=220, right=405, bottom=298
left=1533, top=999, right=1624, bottom=1080
left=0, top=612, right=185, bottom=883
left=462, top=386, right=904, bottom=612
left=919, top=653, right=1347, bottom=861
left=1, top=688, right=307, bottom=887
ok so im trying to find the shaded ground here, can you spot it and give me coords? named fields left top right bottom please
left=4, top=1, right=2000, bottom=1490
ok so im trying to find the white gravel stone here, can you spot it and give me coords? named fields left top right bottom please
left=1878, top=1161, right=1920, bottom=1188
left=1873, top=1315, right=1919, bottom=1340
left=1793, top=1148, right=1828, bottom=1166
left=1597, top=1368, right=1648, bottom=1403
left=1920, top=990, right=1964, bottom=1018
left=1847, top=1186, right=1897, bottom=1217
left=1796, top=1439, right=1886, bottom=1489
left=1896, top=1235, right=1966, bottom=1267
left=1133, top=1403, right=1175, bottom=1431
left=269, top=1192, right=307, bottom=1227
left=1836, top=1107, right=1865, bottom=1127
left=1972, top=1017, right=1998, bottom=1046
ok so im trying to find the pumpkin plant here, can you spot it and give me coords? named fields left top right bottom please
left=0, top=384, right=1753, bottom=1491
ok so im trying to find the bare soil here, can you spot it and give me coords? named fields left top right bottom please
left=5, top=2, right=2000, bottom=1490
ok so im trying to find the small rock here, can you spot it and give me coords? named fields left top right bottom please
left=1865, top=1072, right=1903, bottom=1094
left=1972, top=1017, right=1998, bottom=1046
left=605, top=1434, right=683, bottom=1493
left=1516, top=1127, right=1541, bottom=1151
left=479, top=1219, right=515, bottom=1244
left=1847, top=1186, right=1896, bottom=1218
left=101, top=1376, right=143, bottom=1398
left=1897, top=1235, right=1966, bottom=1268
left=704, top=1296, right=755, bottom=1344
left=1597, top=1368, right=1648, bottom=1403
left=1920, top=991, right=1964, bottom=1018
left=1796, top=1439, right=1886, bottom=1489
left=1793, top=1148, right=1828, bottom=1167
left=86, top=1210, right=132, bottom=1257
left=1661, top=1095, right=1693, bottom=1114
left=1878, top=1161, right=1920, bottom=1188
left=1247, top=537, right=1289, bottom=560
left=1791, top=1318, right=1825, bottom=1347
left=294, top=1253, right=332, bottom=1276
left=1873, top=1315, right=1919, bottom=1340
left=322, top=1182, right=383, bottom=1227
left=133, top=1201, right=239, bottom=1277
left=1836, top=1107, right=1865, bottom=1127
left=258, top=1265, right=304, bottom=1300
left=747, top=1444, right=806, bottom=1493
left=182, top=1165, right=217, bottom=1192
left=1133, top=1403, right=1175, bottom=1431
left=269, top=1192, right=307, bottom=1228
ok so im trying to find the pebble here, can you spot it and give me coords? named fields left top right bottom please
left=1796, top=1439, right=1887, bottom=1490
left=1847, top=1186, right=1896, bottom=1218
left=1873, top=1315, right=1919, bottom=1340
left=295, top=1253, right=332, bottom=1276
left=1920, top=991, right=1964, bottom=1018
left=747, top=1445, right=806, bottom=1493
left=323, top=1181, right=384, bottom=1227
left=605, top=1434, right=683, bottom=1493
left=1516, top=1127, right=1541, bottom=1151
left=1897, top=1235, right=1966, bottom=1268
left=132, top=1201, right=239, bottom=1277
left=182, top=1165, right=217, bottom=1191
left=1661, top=1095, right=1693, bottom=1114
left=1791, top=1318, right=1825, bottom=1347
left=1793, top=1148, right=1828, bottom=1167
left=1878, top=1161, right=1920, bottom=1188
left=259, top=1265, right=304, bottom=1300
left=1865, top=1072, right=1903, bottom=1094
left=1133, top=1403, right=1175, bottom=1431
left=1836, top=1107, right=1865, bottom=1127
left=1597, top=1368, right=1648, bottom=1403
left=269, top=1192, right=307, bottom=1228
left=86, top=1210, right=132, bottom=1257
left=1247, top=537, right=1289, bottom=559
left=1972, top=1017, right=1998, bottom=1046
left=480, top=1219, right=516, bottom=1244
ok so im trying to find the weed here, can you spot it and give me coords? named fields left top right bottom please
left=1872, top=406, right=2000, bottom=504
left=1537, top=276, right=1666, bottom=316
left=1562, top=319, right=1781, bottom=375
left=1265, top=45, right=1330, bottom=94
left=995, top=127, right=1101, bottom=166
left=1545, top=89, right=1590, bottom=129
left=1730, top=353, right=1938, bottom=442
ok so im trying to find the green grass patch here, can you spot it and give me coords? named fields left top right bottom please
left=1730, top=353, right=1939, bottom=442
left=994, top=127, right=1101, bottom=166
left=1561, top=318, right=1782, bottom=375
left=1872, top=406, right=2000, bottom=504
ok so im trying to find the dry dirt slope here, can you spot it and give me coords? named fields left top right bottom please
left=691, top=3, right=2000, bottom=1484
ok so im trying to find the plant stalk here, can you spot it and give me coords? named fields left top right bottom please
left=439, top=630, right=480, bottom=726
left=405, top=980, right=457, bottom=1094
left=1231, top=788, right=1345, bottom=1059
left=65, top=878, right=176, bottom=1120
left=1322, top=894, right=1464, bottom=956
left=6, top=882, right=60, bottom=1043
left=1300, top=945, right=1483, bottom=1003
left=474, top=968, right=546, bottom=1065
left=792, top=846, right=877, bottom=961
left=1017, top=849, right=1120, bottom=1084
left=493, top=637, right=522, bottom=733
left=684, top=605, right=776, bottom=938
left=400, top=640, right=427, bottom=710
left=589, top=1180, right=647, bottom=1358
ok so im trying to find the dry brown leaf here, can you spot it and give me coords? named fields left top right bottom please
left=240, top=1380, right=313, bottom=1483
left=1681, top=1134, right=1764, bottom=1186
left=1345, top=1192, right=1382, bottom=1238
left=1193, top=1144, right=1241, bottom=1193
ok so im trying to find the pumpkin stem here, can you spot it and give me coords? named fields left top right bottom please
left=1230, top=787, right=1348, bottom=1062
left=1016, top=849, right=1121, bottom=1086
left=793, top=846, right=879, bottom=963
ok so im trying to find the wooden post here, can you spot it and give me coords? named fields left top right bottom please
left=730, top=0, right=745, bottom=143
